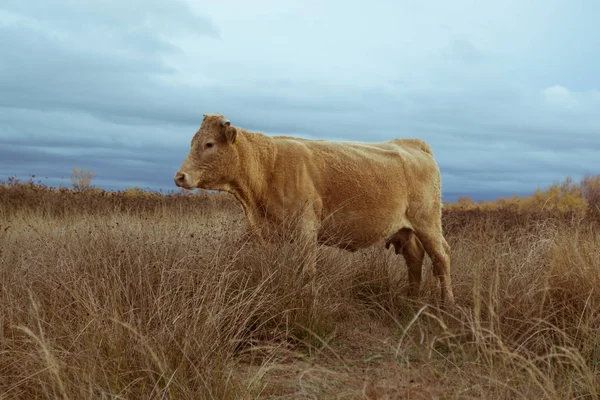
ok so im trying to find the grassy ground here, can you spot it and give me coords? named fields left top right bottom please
left=1, top=182, right=599, bottom=399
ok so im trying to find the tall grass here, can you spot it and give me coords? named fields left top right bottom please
left=1, top=180, right=599, bottom=398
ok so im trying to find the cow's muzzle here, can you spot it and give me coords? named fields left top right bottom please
left=174, top=171, right=187, bottom=188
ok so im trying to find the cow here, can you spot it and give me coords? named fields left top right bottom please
left=174, top=114, right=455, bottom=307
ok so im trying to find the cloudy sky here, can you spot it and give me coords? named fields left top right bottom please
left=1, top=0, right=599, bottom=201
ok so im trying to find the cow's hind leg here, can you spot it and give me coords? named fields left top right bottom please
left=386, top=228, right=425, bottom=298
left=412, top=222, right=455, bottom=307
left=403, top=232, right=425, bottom=298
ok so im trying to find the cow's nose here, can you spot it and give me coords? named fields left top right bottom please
left=174, top=172, right=186, bottom=187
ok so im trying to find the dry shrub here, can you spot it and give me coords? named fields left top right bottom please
left=444, top=174, right=600, bottom=218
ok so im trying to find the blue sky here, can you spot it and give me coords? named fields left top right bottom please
left=1, top=0, right=599, bottom=202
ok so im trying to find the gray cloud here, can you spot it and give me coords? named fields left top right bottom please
left=1, top=0, right=599, bottom=202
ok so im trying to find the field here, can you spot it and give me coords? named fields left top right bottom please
left=1, top=180, right=599, bottom=399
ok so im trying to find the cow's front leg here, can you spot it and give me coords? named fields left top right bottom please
left=303, top=239, right=318, bottom=281
left=298, top=229, right=318, bottom=300
left=241, top=205, right=272, bottom=250
left=248, top=218, right=269, bottom=248
left=298, top=217, right=319, bottom=283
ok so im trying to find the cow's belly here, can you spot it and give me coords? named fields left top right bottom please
left=317, top=208, right=403, bottom=251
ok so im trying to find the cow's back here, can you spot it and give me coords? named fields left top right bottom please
left=271, top=137, right=441, bottom=249
left=307, top=138, right=439, bottom=206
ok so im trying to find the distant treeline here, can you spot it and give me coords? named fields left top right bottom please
left=2, top=169, right=599, bottom=219
left=0, top=174, right=240, bottom=217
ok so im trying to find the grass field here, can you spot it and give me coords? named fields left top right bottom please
left=1, top=181, right=599, bottom=399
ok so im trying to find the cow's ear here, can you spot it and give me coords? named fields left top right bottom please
left=224, top=126, right=238, bottom=145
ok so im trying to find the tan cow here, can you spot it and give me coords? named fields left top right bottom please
left=174, top=114, right=455, bottom=306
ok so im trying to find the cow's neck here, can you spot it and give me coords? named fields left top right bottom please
left=227, top=130, right=276, bottom=220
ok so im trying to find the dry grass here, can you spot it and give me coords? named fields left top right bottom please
left=1, top=181, right=599, bottom=399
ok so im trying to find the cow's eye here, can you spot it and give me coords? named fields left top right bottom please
left=205, top=142, right=214, bottom=149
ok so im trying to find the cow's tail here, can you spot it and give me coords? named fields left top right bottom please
left=398, top=138, right=433, bottom=155
left=416, top=139, right=433, bottom=155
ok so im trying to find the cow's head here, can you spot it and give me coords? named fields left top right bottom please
left=174, top=114, right=239, bottom=190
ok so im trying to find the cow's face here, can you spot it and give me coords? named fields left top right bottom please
left=174, top=114, right=239, bottom=190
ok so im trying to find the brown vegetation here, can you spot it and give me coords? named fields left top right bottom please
left=1, top=176, right=599, bottom=399
left=445, top=175, right=600, bottom=219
